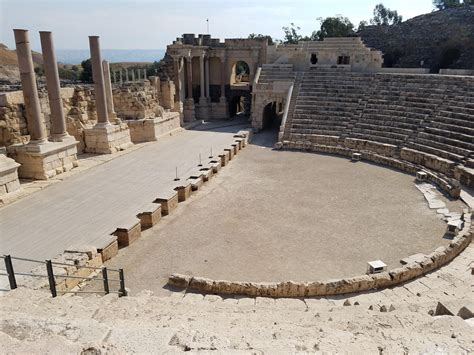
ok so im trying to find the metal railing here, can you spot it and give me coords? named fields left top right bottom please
left=0, top=255, right=127, bottom=298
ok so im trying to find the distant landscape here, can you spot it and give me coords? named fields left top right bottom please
left=54, top=49, right=166, bottom=64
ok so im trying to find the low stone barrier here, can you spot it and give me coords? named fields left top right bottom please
left=114, top=217, right=142, bottom=247
left=168, top=216, right=472, bottom=297
left=154, top=191, right=179, bottom=216
left=174, top=181, right=192, bottom=202
left=281, top=140, right=461, bottom=198
left=137, top=203, right=162, bottom=229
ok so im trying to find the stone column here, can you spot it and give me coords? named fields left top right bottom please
left=186, top=56, right=193, bottom=99
left=39, top=31, right=69, bottom=141
left=199, top=55, right=205, bottom=103
left=113, top=70, right=117, bottom=84
left=143, top=69, right=147, bottom=80
left=220, top=55, right=227, bottom=102
left=102, top=60, right=116, bottom=120
left=173, top=57, right=181, bottom=102
left=132, top=69, right=135, bottom=82
left=89, top=36, right=109, bottom=127
left=119, top=69, right=123, bottom=84
left=14, top=29, right=47, bottom=144
left=125, top=68, right=129, bottom=82
left=205, top=57, right=210, bottom=101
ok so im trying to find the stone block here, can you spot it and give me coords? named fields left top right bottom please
left=7, top=139, right=78, bottom=180
left=154, top=191, right=179, bottom=216
left=224, top=148, right=234, bottom=160
left=435, top=300, right=474, bottom=320
left=114, top=218, right=142, bottom=247
left=137, top=203, right=162, bottom=229
left=97, top=237, right=118, bottom=262
left=209, top=159, right=221, bottom=173
left=199, top=167, right=213, bottom=182
left=174, top=182, right=192, bottom=202
left=187, top=174, right=204, bottom=191
left=64, top=245, right=98, bottom=260
left=218, top=152, right=229, bottom=166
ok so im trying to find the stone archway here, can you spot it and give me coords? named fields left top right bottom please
left=262, top=101, right=282, bottom=130
left=230, top=61, right=250, bottom=85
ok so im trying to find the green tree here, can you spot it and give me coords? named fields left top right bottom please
left=248, top=33, right=274, bottom=45
left=80, top=58, right=93, bottom=83
left=358, top=20, right=369, bottom=31
left=315, top=16, right=355, bottom=40
left=432, top=0, right=462, bottom=9
left=370, top=4, right=403, bottom=26
left=282, top=23, right=303, bottom=44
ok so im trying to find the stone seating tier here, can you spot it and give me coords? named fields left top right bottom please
left=283, top=68, right=474, bottom=181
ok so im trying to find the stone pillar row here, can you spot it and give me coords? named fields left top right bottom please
left=175, top=53, right=226, bottom=104
left=14, top=29, right=48, bottom=144
left=89, top=36, right=109, bottom=127
left=39, top=31, right=69, bottom=141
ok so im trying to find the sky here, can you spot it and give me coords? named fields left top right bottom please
left=0, top=0, right=434, bottom=50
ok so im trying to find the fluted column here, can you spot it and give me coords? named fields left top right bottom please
left=14, top=29, right=47, bottom=144
left=186, top=56, right=193, bottom=99
left=205, top=57, right=210, bottom=101
left=199, top=55, right=205, bottom=101
left=102, top=60, right=116, bottom=119
left=88, top=36, right=109, bottom=127
left=220, top=55, right=227, bottom=102
left=39, top=31, right=69, bottom=141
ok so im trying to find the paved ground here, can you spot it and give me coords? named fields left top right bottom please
left=0, top=120, right=248, bottom=273
left=101, top=129, right=465, bottom=296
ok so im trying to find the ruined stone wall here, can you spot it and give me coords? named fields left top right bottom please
left=113, top=82, right=165, bottom=120
left=0, top=87, right=96, bottom=149
left=358, top=7, right=474, bottom=71
left=0, top=81, right=175, bottom=152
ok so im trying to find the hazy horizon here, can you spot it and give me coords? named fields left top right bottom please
left=1, top=0, right=434, bottom=51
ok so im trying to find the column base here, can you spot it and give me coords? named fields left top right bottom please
left=0, top=154, right=21, bottom=195
left=196, top=98, right=210, bottom=119
left=84, top=123, right=133, bottom=154
left=125, top=112, right=182, bottom=143
left=7, top=139, right=79, bottom=180
left=183, top=98, right=196, bottom=122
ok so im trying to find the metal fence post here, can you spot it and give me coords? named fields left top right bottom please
left=45, top=260, right=57, bottom=298
left=102, top=267, right=110, bottom=295
left=4, top=255, right=17, bottom=290
left=119, top=268, right=127, bottom=297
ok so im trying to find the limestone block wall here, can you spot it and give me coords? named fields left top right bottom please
left=0, top=87, right=96, bottom=151
left=0, top=82, right=175, bottom=154
left=113, top=82, right=164, bottom=120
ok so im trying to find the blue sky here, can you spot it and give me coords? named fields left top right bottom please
left=0, top=0, right=434, bottom=50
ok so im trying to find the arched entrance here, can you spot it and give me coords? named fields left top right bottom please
left=231, top=61, right=250, bottom=85
left=262, top=101, right=282, bottom=130
left=228, top=91, right=251, bottom=118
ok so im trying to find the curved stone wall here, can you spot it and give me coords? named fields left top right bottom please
left=168, top=215, right=472, bottom=297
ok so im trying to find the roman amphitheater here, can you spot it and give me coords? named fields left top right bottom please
left=0, top=27, right=473, bottom=353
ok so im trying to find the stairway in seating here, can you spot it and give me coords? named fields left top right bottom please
left=281, top=71, right=303, bottom=142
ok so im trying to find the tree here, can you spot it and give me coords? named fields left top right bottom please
left=248, top=33, right=274, bottom=45
left=370, top=4, right=403, bottom=26
left=358, top=20, right=369, bottom=31
left=315, top=16, right=355, bottom=40
left=432, top=0, right=462, bottom=9
left=282, top=23, right=303, bottom=44
left=80, top=58, right=93, bottom=83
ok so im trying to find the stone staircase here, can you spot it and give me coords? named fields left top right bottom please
left=257, top=64, right=296, bottom=84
